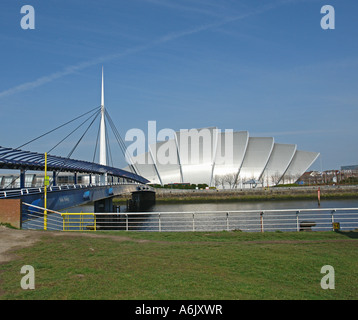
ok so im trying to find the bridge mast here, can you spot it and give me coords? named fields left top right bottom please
left=99, top=66, right=107, bottom=184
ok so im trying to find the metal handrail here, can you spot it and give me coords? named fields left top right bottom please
left=0, top=181, right=141, bottom=199
left=21, top=206, right=358, bottom=232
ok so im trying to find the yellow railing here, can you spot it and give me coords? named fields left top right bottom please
left=61, top=213, right=96, bottom=231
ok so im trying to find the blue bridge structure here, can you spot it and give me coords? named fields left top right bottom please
left=0, top=146, right=153, bottom=215
left=0, top=68, right=155, bottom=221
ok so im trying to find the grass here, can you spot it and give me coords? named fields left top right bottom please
left=147, top=192, right=358, bottom=204
left=113, top=189, right=358, bottom=205
left=1, top=230, right=358, bottom=300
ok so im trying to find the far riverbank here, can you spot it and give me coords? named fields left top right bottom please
left=113, top=185, right=358, bottom=204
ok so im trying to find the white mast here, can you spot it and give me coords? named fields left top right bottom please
left=99, top=67, right=107, bottom=184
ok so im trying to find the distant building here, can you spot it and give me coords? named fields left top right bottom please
left=125, top=127, right=320, bottom=188
left=341, top=165, right=358, bottom=171
left=298, top=168, right=358, bottom=185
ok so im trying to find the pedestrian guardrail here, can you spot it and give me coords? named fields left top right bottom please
left=21, top=203, right=358, bottom=233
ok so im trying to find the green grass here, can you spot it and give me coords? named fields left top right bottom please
left=1, top=230, right=358, bottom=300
left=112, top=190, right=358, bottom=204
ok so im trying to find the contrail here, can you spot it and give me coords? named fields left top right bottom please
left=0, top=0, right=300, bottom=98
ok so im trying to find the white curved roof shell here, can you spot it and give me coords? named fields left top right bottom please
left=124, top=127, right=319, bottom=187
left=212, top=131, right=248, bottom=178
left=238, top=137, right=274, bottom=181
left=176, top=127, right=217, bottom=185
left=150, top=140, right=181, bottom=185
left=280, top=150, right=320, bottom=184
left=261, top=143, right=297, bottom=185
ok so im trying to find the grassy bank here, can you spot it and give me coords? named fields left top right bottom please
left=113, top=187, right=358, bottom=205
left=153, top=192, right=358, bottom=204
left=1, top=230, right=358, bottom=300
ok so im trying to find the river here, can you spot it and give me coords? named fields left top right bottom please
left=61, top=199, right=358, bottom=232
left=64, top=198, right=358, bottom=213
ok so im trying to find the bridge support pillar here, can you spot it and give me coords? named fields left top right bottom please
left=94, top=197, right=114, bottom=213
left=20, top=169, right=25, bottom=189
left=53, top=171, right=57, bottom=187
left=94, top=197, right=121, bottom=230
left=127, top=190, right=156, bottom=212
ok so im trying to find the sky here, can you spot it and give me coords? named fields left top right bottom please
left=0, top=0, right=357, bottom=171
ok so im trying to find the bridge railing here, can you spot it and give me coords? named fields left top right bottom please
left=21, top=205, right=358, bottom=232
left=91, top=208, right=358, bottom=232
left=22, top=202, right=63, bottom=231
left=22, top=202, right=97, bottom=231
left=0, top=181, right=141, bottom=199
left=62, top=213, right=97, bottom=231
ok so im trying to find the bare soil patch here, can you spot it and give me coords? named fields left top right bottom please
left=0, top=227, right=151, bottom=264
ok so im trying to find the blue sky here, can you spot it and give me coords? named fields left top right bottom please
left=0, top=0, right=357, bottom=171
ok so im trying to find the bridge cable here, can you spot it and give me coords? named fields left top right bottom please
left=105, top=117, right=114, bottom=167
left=104, top=109, right=140, bottom=175
left=47, top=108, right=101, bottom=154
left=4, top=176, right=20, bottom=189
left=104, top=109, right=139, bottom=174
left=50, top=109, right=101, bottom=186
left=7, top=107, right=99, bottom=188
left=104, top=110, right=126, bottom=154
left=67, top=109, right=101, bottom=159
left=92, top=117, right=101, bottom=164
left=16, top=106, right=100, bottom=150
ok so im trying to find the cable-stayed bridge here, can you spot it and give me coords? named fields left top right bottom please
left=0, top=68, right=154, bottom=218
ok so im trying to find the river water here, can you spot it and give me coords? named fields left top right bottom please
left=65, top=198, right=358, bottom=213
left=62, top=199, right=358, bottom=232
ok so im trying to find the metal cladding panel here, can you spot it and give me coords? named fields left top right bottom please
left=124, top=152, right=161, bottom=184
left=180, top=164, right=212, bottom=185
left=175, top=127, right=217, bottom=165
left=261, top=143, right=297, bottom=186
left=150, top=140, right=181, bottom=185
left=239, top=137, right=274, bottom=181
left=135, top=164, right=161, bottom=184
left=281, top=150, right=320, bottom=183
left=176, top=127, right=218, bottom=184
left=212, top=131, right=248, bottom=177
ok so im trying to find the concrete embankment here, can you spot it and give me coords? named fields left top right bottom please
left=113, top=185, right=358, bottom=203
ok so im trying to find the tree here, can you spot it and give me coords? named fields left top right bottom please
left=224, top=173, right=236, bottom=189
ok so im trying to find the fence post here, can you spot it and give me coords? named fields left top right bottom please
left=260, top=212, right=264, bottom=233
left=331, top=210, right=336, bottom=231
left=125, top=214, right=128, bottom=231
left=192, top=213, right=195, bottom=232
left=296, top=211, right=300, bottom=232
left=158, top=213, right=161, bottom=232
left=226, top=212, right=229, bottom=231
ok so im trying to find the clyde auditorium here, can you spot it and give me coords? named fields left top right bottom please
left=125, top=127, right=320, bottom=188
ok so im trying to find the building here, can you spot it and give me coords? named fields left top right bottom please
left=124, top=127, right=320, bottom=188
left=341, top=165, right=358, bottom=171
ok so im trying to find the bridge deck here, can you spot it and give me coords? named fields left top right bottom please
left=0, top=146, right=148, bottom=184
